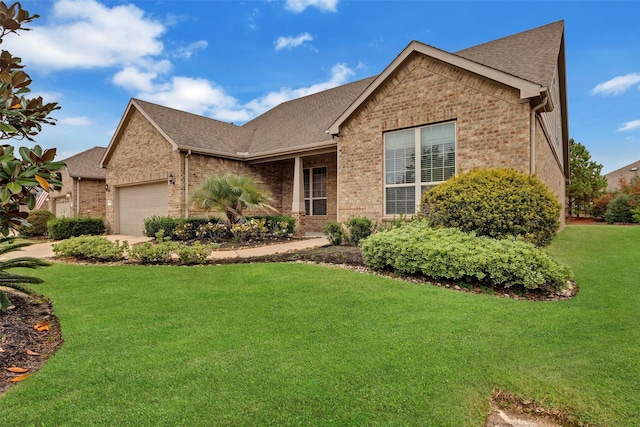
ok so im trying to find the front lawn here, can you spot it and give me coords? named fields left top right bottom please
left=1, top=225, right=638, bottom=426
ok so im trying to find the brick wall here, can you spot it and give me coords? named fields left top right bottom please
left=535, top=118, right=567, bottom=228
left=337, top=52, right=564, bottom=224
left=104, top=109, right=183, bottom=232
left=47, top=170, right=105, bottom=218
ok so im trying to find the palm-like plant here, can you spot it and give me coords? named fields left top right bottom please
left=190, top=173, right=276, bottom=225
left=0, top=237, right=50, bottom=312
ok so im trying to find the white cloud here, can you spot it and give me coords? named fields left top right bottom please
left=284, top=0, right=339, bottom=13
left=275, top=33, right=314, bottom=51
left=130, top=63, right=355, bottom=124
left=618, top=120, right=640, bottom=132
left=3, top=0, right=165, bottom=71
left=60, top=116, right=93, bottom=126
left=244, top=63, right=354, bottom=115
left=592, top=73, right=640, bottom=96
left=175, top=40, right=208, bottom=59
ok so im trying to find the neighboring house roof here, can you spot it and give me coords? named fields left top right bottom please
left=605, top=159, right=640, bottom=192
left=64, top=146, right=107, bottom=179
left=102, top=21, right=567, bottom=166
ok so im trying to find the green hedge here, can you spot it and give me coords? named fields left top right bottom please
left=47, top=217, right=106, bottom=240
left=420, top=168, right=560, bottom=246
left=18, top=210, right=56, bottom=237
left=360, top=222, right=572, bottom=291
left=145, top=215, right=295, bottom=241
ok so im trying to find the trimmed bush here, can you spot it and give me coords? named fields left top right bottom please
left=18, top=210, right=56, bottom=237
left=128, top=241, right=176, bottom=264
left=420, top=168, right=560, bottom=246
left=52, top=236, right=128, bottom=261
left=360, top=222, right=572, bottom=291
left=605, top=193, right=635, bottom=224
left=47, top=217, right=105, bottom=240
left=143, top=216, right=180, bottom=238
left=346, top=216, right=375, bottom=245
left=323, top=221, right=346, bottom=245
left=173, top=242, right=219, bottom=265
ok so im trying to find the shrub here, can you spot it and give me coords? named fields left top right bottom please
left=143, top=216, right=180, bottom=238
left=173, top=217, right=217, bottom=241
left=591, top=193, right=614, bottom=221
left=631, top=207, right=640, bottom=224
left=173, top=242, right=219, bottom=265
left=128, top=241, right=176, bottom=264
left=346, top=216, right=375, bottom=245
left=605, top=193, right=635, bottom=224
left=52, top=236, right=128, bottom=261
left=230, top=218, right=268, bottom=241
left=246, top=215, right=296, bottom=236
left=47, top=217, right=105, bottom=240
left=420, top=168, right=560, bottom=246
left=360, top=222, right=572, bottom=291
left=18, top=210, right=56, bottom=237
left=323, top=221, right=346, bottom=245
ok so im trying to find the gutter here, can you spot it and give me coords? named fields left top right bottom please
left=530, top=95, right=549, bottom=175
left=76, top=177, right=81, bottom=216
left=184, top=150, right=191, bottom=217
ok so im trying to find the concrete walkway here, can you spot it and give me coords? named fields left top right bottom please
left=0, top=235, right=330, bottom=261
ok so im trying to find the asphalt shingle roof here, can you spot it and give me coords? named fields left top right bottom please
left=123, top=21, right=563, bottom=161
left=64, top=146, right=107, bottom=179
left=455, top=20, right=564, bottom=87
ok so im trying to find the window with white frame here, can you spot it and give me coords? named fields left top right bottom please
left=304, top=167, right=327, bottom=215
left=384, top=121, right=456, bottom=215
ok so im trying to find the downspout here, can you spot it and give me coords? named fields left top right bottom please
left=184, top=150, right=191, bottom=217
left=530, top=96, right=548, bottom=175
left=76, top=177, right=81, bottom=216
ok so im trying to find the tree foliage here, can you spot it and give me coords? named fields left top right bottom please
left=566, top=139, right=607, bottom=217
left=0, top=2, right=60, bottom=310
left=190, top=173, right=276, bottom=225
left=0, top=1, right=64, bottom=235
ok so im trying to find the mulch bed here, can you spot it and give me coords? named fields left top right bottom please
left=0, top=289, right=62, bottom=394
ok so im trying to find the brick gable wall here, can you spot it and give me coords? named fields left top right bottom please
left=337, top=52, right=565, bottom=225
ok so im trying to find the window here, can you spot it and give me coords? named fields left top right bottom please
left=304, top=167, right=327, bottom=215
left=384, top=121, right=455, bottom=215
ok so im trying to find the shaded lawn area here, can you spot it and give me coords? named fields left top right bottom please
left=1, top=226, right=638, bottom=426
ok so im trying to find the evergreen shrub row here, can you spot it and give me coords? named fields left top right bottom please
left=360, top=222, right=572, bottom=291
left=48, top=217, right=105, bottom=240
left=52, top=235, right=128, bottom=261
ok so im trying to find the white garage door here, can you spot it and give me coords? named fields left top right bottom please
left=55, top=198, right=71, bottom=218
left=117, top=182, right=168, bottom=235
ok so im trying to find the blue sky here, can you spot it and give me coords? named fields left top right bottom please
left=6, top=0, right=640, bottom=173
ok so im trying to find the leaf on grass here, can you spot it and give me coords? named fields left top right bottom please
left=26, top=349, right=40, bottom=356
left=9, top=373, right=30, bottom=382
left=7, top=367, right=29, bottom=373
left=34, top=321, right=49, bottom=330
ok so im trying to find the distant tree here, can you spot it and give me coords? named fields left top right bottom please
left=0, top=1, right=65, bottom=235
left=190, top=173, right=276, bottom=225
left=566, top=139, right=607, bottom=217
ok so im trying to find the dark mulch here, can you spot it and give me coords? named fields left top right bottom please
left=0, top=289, right=62, bottom=394
left=213, top=245, right=366, bottom=265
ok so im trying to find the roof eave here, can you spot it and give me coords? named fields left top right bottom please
left=328, top=40, right=544, bottom=135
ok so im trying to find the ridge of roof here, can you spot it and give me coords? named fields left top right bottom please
left=63, top=146, right=107, bottom=179
left=455, top=20, right=564, bottom=87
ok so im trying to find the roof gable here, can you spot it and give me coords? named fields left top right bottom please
left=64, top=146, right=107, bottom=179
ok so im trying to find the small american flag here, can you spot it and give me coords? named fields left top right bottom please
left=35, top=190, right=49, bottom=210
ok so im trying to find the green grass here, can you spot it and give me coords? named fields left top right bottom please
left=1, top=225, right=638, bottom=426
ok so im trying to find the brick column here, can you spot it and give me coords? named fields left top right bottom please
left=292, top=156, right=306, bottom=236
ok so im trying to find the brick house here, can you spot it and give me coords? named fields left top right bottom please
left=605, top=159, right=640, bottom=192
left=101, top=21, right=569, bottom=236
left=48, top=146, right=107, bottom=218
